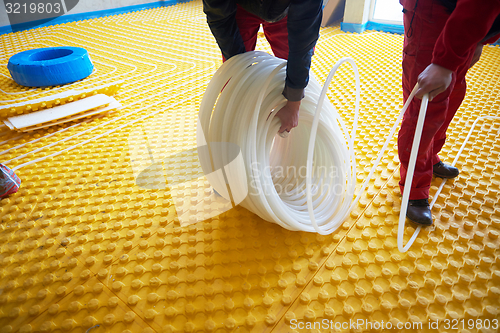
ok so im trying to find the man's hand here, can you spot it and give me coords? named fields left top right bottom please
left=469, top=43, right=483, bottom=69
left=415, top=64, right=453, bottom=101
left=276, top=100, right=300, bottom=133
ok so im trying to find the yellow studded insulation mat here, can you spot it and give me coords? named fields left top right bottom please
left=1, top=1, right=500, bottom=332
left=0, top=82, right=122, bottom=119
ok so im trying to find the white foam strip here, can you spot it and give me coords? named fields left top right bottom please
left=5, top=94, right=115, bottom=130
left=21, top=100, right=121, bottom=132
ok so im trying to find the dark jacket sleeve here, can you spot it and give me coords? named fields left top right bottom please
left=283, top=0, right=322, bottom=101
left=482, top=14, right=500, bottom=44
left=202, top=0, right=246, bottom=60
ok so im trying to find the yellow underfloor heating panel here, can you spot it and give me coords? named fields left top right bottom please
left=0, top=0, right=499, bottom=332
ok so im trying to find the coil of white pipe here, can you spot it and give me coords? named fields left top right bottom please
left=197, top=51, right=361, bottom=234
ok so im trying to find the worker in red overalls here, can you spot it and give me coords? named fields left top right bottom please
left=399, top=0, right=500, bottom=225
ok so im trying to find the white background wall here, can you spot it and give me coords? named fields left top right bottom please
left=1, top=0, right=167, bottom=29
left=344, top=0, right=403, bottom=25
left=372, top=0, right=402, bottom=22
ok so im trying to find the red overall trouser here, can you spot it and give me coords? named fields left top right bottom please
left=399, top=2, right=475, bottom=200
left=227, top=5, right=289, bottom=61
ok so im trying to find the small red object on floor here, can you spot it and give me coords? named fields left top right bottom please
left=0, top=164, right=21, bottom=198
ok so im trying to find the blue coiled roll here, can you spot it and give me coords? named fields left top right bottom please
left=7, top=47, right=94, bottom=87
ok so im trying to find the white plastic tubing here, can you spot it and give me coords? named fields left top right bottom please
left=400, top=114, right=500, bottom=252
left=198, top=51, right=499, bottom=252
left=198, top=51, right=366, bottom=234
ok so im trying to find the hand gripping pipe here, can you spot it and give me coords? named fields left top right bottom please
left=198, top=51, right=498, bottom=252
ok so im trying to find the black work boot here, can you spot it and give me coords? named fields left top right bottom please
left=407, top=199, right=433, bottom=226
left=433, top=161, right=459, bottom=179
